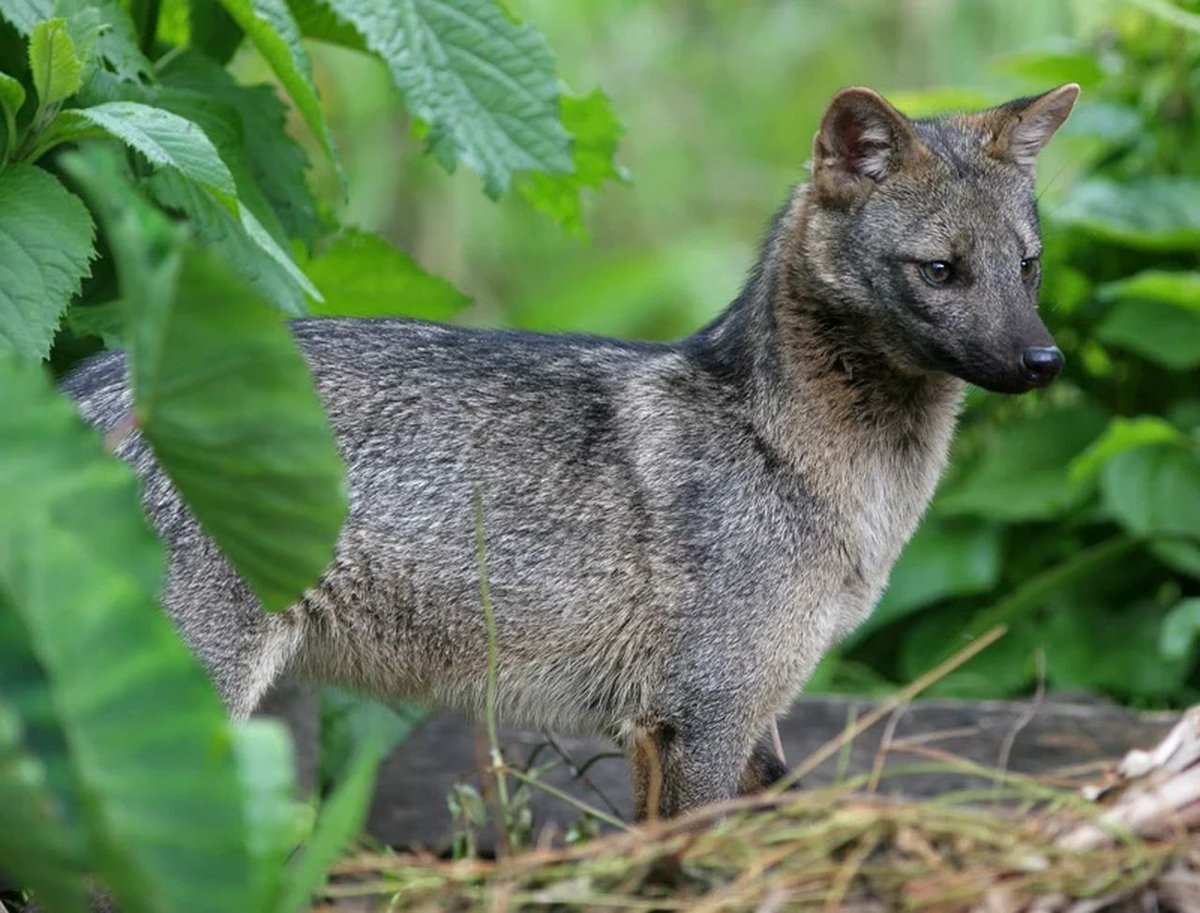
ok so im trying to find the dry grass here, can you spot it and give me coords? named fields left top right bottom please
left=314, top=705, right=1199, bottom=913
left=312, top=630, right=1200, bottom=912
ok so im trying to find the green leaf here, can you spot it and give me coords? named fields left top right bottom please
left=29, top=17, right=81, bottom=108
left=994, top=44, right=1106, bottom=89
left=1045, top=597, right=1193, bottom=700
left=1160, top=598, right=1200, bottom=662
left=280, top=734, right=384, bottom=913
left=159, top=50, right=320, bottom=245
left=0, top=163, right=94, bottom=359
left=1152, top=540, right=1200, bottom=580
left=233, top=720, right=302, bottom=911
left=215, top=0, right=342, bottom=183
left=1, top=0, right=151, bottom=79
left=190, top=0, right=244, bottom=63
left=148, top=168, right=313, bottom=315
left=1097, top=300, right=1200, bottom=370
left=0, top=694, right=89, bottom=913
left=302, top=228, right=470, bottom=319
left=939, top=403, right=1108, bottom=521
left=1092, top=270, right=1200, bottom=370
left=322, top=0, right=572, bottom=196
left=519, top=89, right=626, bottom=235
left=66, top=299, right=126, bottom=348
left=63, top=98, right=320, bottom=309
left=74, top=100, right=238, bottom=195
left=0, top=353, right=256, bottom=913
left=1100, top=270, right=1200, bottom=308
left=0, top=68, right=26, bottom=120
left=853, top=517, right=1003, bottom=642
left=68, top=146, right=348, bottom=613
left=1069, top=416, right=1184, bottom=485
left=287, top=0, right=363, bottom=48
left=318, top=689, right=424, bottom=792
left=1101, top=444, right=1200, bottom=541
left=1054, top=178, right=1200, bottom=251
left=900, top=611, right=1038, bottom=698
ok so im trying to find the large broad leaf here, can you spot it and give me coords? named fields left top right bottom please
left=1053, top=177, right=1200, bottom=251
left=1100, top=444, right=1200, bottom=541
left=216, top=0, right=342, bottom=183
left=0, top=354, right=255, bottom=913
left=159, top=51, right=320, bottom=245
left=67, top=146, right=348, bottom=612
left=939, top=403, right=1108, bottom=521
left=321, top=0, right=572, bottom=196
left=0, top=164, right=94, bottom=360
left=0, top=0, right=150, bottom=79
left=519, top=89, right=627, bottom=236
left=852, top=517, right=1003, bottom=642
left=28, top=17, right=82, bottom=108
left=302, top=228, right=469, bottom=319
left=1068, top=416, right=1184, bottom=486
left=1094, top=270, right=1200, bottom=370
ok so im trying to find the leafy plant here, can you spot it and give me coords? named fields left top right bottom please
left=820, top=2, right=1200, bottom=705
left=0, top=0, right=622, bottom=908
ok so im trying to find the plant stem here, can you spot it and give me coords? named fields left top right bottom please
left=472, top=484, right=512, bottom=855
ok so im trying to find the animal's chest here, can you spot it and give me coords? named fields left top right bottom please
left=826, top=441, right=948, bottom=635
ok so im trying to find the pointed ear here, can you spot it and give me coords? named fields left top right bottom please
left=812, top=87, right=927, bottom=204
left=979, top=83, right=1080, bottom=171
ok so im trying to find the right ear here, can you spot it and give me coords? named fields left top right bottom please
left=812, top=87, right=927, bottom=205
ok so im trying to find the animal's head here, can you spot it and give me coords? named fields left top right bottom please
left=800, top=84, right=1079, bottom=394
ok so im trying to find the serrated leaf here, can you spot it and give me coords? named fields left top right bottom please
left=1100, top=444, right=1200, bottom=540
left=68, top=99, right=320, bottom=308
left=323, top=0, right=572, bottom=196
left=1054, top=178, right=1200, bottom=250
left=0, top=352, right=256, bottom=913
left=216, top=0, right=342, bottom=183
left=287, top=0, right=363, bottom=48
left=302, top=228, right=469, bottom=319
left=939, top=403, right=1108, bottom=521
left=159, top=51, right=320, bottom=245
left=1069, top=416, right=1185, bottom=485
left=68, top=146, right=348, bottom=613
left=29, top=17, right=81, bottom=108
left=519, top=89, right=626, bottom=236
left=0, top=164, right=94, bottom=359
left=1, top=0, right=150, bottom=79
left=148, top=168, right=310, bottom=315
left=74, top=100, right=237, bottom=194
left=191, top=0, right=244, bottom=63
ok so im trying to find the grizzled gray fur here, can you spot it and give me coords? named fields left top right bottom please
left=64, top=85, right=1078, bottom=818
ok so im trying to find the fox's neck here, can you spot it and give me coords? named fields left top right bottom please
left=689, top=192, right=964, bottom=481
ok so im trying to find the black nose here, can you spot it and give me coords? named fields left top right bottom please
left=1021, top=346, right=1064, bottom=387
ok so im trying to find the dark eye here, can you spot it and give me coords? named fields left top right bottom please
left=1020, top=257, right=1039, bottom=280
left=918, top=261, right=953, bottom=286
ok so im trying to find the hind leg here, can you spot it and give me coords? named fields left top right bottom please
left=738, top=730, right=790, bottom=794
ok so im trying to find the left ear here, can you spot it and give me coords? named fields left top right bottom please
left=977, top=83, right=1080, bottom=171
